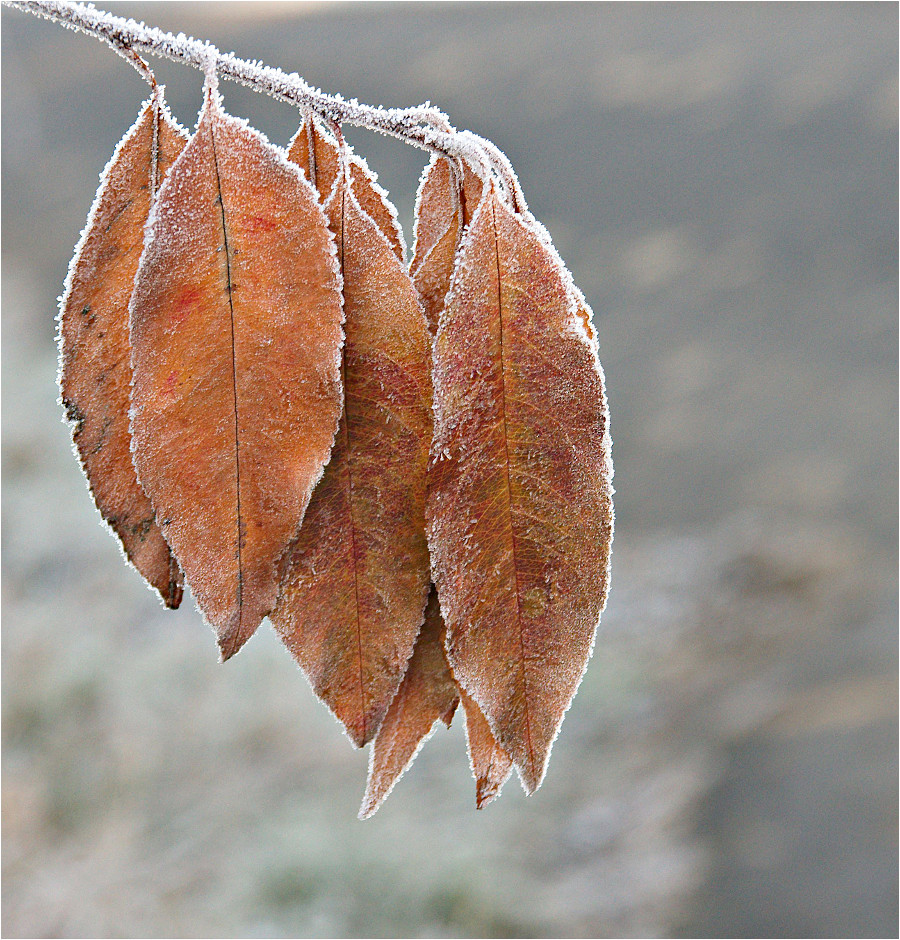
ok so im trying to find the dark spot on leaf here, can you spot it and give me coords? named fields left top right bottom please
left=104, top=196, right=133, bottom=233
left=127, top=517, right=154, bottom=540
left=63, top=398, right=85, bottom=434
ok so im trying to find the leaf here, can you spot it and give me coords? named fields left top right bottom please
left=410, top=155, right=483, bottom=333
left=410, top=156, right=514, bottom=802
left=460, top=687, right=513, bottom=809
left=129, top=85, right=344, bottom=659
left=272, top=120, right=433, bottom=745
left=58, top=89, right=186, bottom=608
left=427, top=183, right=614, bottom=793
left=288, top=120, right=405, bottom=262
left=359, top=585, right=459, bottom=819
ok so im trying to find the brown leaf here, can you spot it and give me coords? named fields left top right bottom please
left=359, top=586, right=459, bottom=819
left=129, top=86, right=344, bottom=659
left=59, top=90, right=186, bottom=608
left=410, top=156, right=483, bottom=333
left=427, top=183, right=614, bottom=793
left=273, top=120, right=433, bottom=746
left=460, top=687, right=513, bottom=809
left=288, top=121, right=404, bottom=262
left=411, top=156, right=511, bottom=807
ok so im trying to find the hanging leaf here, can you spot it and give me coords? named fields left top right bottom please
left=359, top=586, right=459, bottom=819
left=129, top=84, right=344, bottom=659
left=409, top=155, right=513, bottom=801
left=272, top=120, right=432, bottom=746
left=460, top=688, right=513, bottom=809
left=59, top=89, right=187, bottom=608
left=288, top=121, right=405, bottom=262
left=410, top=155, right=483, bottom=333
left=427, top=182, right=614, bottom=793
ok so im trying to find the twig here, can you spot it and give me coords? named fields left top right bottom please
left=2, top=0, right=520, bottom=192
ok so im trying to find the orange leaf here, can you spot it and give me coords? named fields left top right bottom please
left=129, top=86, right=344, bottom=659
left=460, top=687, right=513, bottom=809
left=410, top=156, right=483, bottom=333
left=411, top=156, right=513, bottom=801
left=288, top=121, right=404, bottom=262
left=427, top=183, right=614, bottom=793
left=359, top=586, right=459, bottom=818
left=59, top=90, right=186, bottom=608
left=273, top=120, right=432, bottom=745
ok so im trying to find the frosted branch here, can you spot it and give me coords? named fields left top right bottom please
left=2, top=0, right=519, bottom=186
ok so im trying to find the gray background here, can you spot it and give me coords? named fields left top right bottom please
left=3, top=2, right=897, bottom=936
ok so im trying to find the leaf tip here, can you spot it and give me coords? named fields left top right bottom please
left=475, top=785, right=499, bottom=811
left=161, top=580, right=184, bottom=610
left=357, top=793, right=379, bottom=820
left=157, top=555, right=184, bottom=609
left=345, top=717, right=375, bottom=750
left=517, top=759, right=547, bottom=796
left=217, top=629, right=247, bottom=663
left=440, top=699, right=458, bottom=727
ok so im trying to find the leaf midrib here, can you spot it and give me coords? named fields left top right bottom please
left=208, top=113, right=244, bottom=632
left=490, top=197, right=537, bottom=782
left=338, top=186, right=368, bottom=744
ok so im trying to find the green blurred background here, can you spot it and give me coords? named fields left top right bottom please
left=3, top=3, right=897, bottom=936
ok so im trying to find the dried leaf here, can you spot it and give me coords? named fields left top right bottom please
left=427, top=183, right=614, bottom=793
left=359, top=586, right=458, bottom=819
left=410, top=156, right=483, bottom=333
left=411, top=156, right=512, bottom=805
left=288, top=121, right=404, bottom=262
left=273, top=120, right=432, bottom=745
left=59, top=90, right=186, bottom=608
left=460, top=687, right=513, bottom=809
left=129, top=86, right=344, bottom=659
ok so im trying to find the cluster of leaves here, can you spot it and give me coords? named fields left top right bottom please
left=58, top=69, right=613, bottom=817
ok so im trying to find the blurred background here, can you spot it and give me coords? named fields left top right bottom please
left=3, top=3, right=897, bottom=936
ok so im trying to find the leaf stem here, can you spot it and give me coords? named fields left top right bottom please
left=119, top=46, right=156, bottom=89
